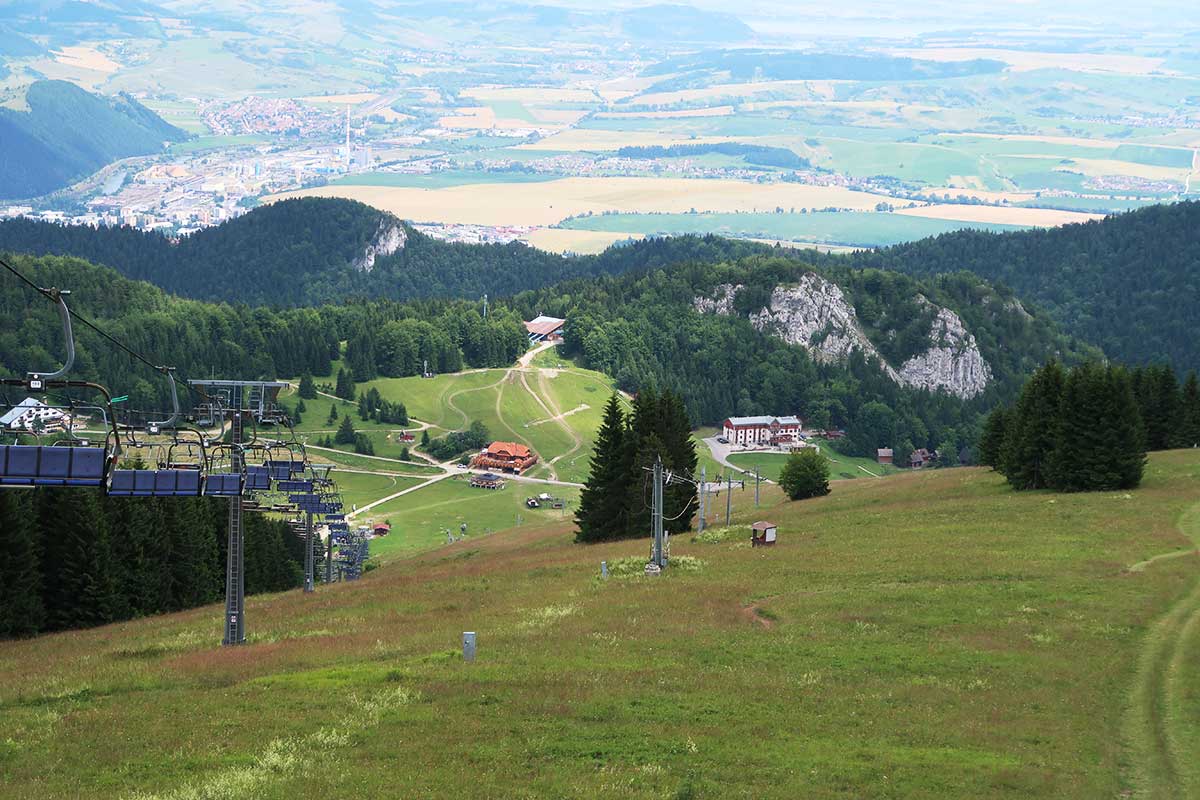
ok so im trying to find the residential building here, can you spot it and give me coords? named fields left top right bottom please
left=876, top=448, right=894, bottom=465
left=721, top=415, right=802, bottom=446
left=471, top=441, right=538, bottom=474
left=0, top=398, right=68, bottom=432
left=524, top=315, right=566, bottom=342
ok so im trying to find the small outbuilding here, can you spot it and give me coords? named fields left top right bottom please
left=372, top=523, right=391, bottom=537
left=876, top=448, right=894, bottom=465
left=751, top=521, right=777, bottom=547
left=470, top=472, right=506, bottom=490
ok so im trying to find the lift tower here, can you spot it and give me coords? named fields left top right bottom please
left=189, top=379, right=288, bottom=645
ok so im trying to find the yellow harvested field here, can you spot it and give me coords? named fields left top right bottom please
left=1066, top=158, right=1189, bottom=182
left=300, top=92, right=380, bottom=105
left=515, top=129, right=749, bottom=152
left=592, top=74, right=673, bottom=102
left=54, top=46, right=121, bottom=73
left=438, top=107, right=530, bottom=130
left=891, top=47, right=1171, bottom=75
left=463, top=86, right=597, bottom=104
left=596, top=106, right=735, bottom=119
left=894, top=204, right=1104, bottom=227
left=522, top=228, right=644, bottom=254
left=268, top=178, right=898, bottom=227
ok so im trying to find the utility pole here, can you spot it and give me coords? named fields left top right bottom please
left=725, top=472, right=732, bottom=527
left=326, top=525, right=333, bottom=583
left=755, top=468, right=761, bottom=507
left=697, top=465, right=706, bottom=533
left=651, top=457, right=664, bottom=568
left=304, top=510, right=314, bottom=593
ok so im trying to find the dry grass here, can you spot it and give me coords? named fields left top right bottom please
left=53, top=46, right=121, bottom=74
left=269, top=178, right=898, bottom=227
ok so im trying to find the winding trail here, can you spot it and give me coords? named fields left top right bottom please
left=1124, top=500, right=1200, bottom=799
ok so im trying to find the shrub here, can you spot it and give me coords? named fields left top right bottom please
left=779, top=449, right=831, bottom=500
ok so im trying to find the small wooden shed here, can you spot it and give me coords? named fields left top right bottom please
left=751, top=521, right=777, bottom=547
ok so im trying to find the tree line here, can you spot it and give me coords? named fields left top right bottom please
left=575, top=388, right=697, bottom=543
left=0, top=489, right=308, bottom=639
left=975, top=361, right=1200, bottom=492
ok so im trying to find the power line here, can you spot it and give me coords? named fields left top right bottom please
left=0, top=254, right=213, bottom=404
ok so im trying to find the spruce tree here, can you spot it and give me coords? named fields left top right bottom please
left=298, top=374, right=317, bottom=399
left=1104, top=366, right=1147, bottom=489
left=1003, top=360, right=1065, bottom=490
left=0, top=490, right=45, bottom=637
left=104, top=496, right=171, bottom=618
left=659, top=390, right=698, bottom=534
left=1047, top=363, right=1109, bottom=491
left=37, top=489, right=119, bottom=631
left=335, top=414, right=357, bottom=445
left=1178, top=372, right=1200, bottom=448
left=978, top=407, right=1009, bottom=470
left=575, top=394, right=629, bottom=543
left=327, top=404, right=338, bottom=424
left=334, top=367, right=356, bottom=401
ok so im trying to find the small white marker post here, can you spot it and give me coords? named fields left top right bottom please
left=463, top=631, right=476, bottom=662
left=601, top=560, right=608, bottom=578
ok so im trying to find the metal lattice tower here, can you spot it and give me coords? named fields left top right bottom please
left=190, top=379, right=287, bottom=646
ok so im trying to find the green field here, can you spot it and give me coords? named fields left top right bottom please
left=727, top=442, right=902, bottom=481
left=5, top=451, right=1200, bottom=797
left=332, top=170, right=558, bottom=189
left=168, top=134, right=272, bottom=154
left=559, top=210, right=1025, bottom=247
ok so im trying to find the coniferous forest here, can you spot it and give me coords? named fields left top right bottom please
left=0, top=490, right=308, bottom=639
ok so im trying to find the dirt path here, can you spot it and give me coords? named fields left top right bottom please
left=1123, top=500, right=1200, bottom=798
left=346, top=472, right=453, bottom=520
left=533, top=368, right=585, bottom=479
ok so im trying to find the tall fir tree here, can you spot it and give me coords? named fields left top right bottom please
left=298, top=373, right=317, bottom=399
left=1103, top=366, right=1147, bottom=489
left=334, top=367, right=356, bottom=401
left=1178, top=371, right=1200, bottom=448
left=978, top=407, right=1010, bottom=469
left=574, top=394, right=629, bottom=543
left=0, top=490, right=45, bottom=637
left=659, top=390, right=698, bottom=535
left=37, top=489, right=119, bottom=631
left=1002, top=360, right=1065, bottom=490
left=1047, top=363, right=1111, bottom=491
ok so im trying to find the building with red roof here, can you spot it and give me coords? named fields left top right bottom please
left=471, top=441, right=538, bottom=474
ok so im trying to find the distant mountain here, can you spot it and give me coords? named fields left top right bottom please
left=838, top=201, right=1200, bottom=372
left=619, top=5, right=753, bottom=42
left=0, top=197, right=769, bottom=306
left=0, top=80, right=187, bottom=199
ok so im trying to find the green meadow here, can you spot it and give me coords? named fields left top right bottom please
left=3, top=451, right=1199, bottom=797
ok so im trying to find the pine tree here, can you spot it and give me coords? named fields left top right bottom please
left=575, top=394, right=629, bottom=543
left=1003, top=360, right=1065, bottom=490
left=1142, top=365, right=1180, bottom=451
left=327, top=404, right=338, bottom=424
left=0, top=490, right=45, bottom=637
left=1047, top=363, right=1109, bottom=491
left=298, top=374, right=317, bottom=399
left=104, top=496, right=171, bottom=618
left=1178, top=372, right=1200, bottom=448
left=421, top=428, right=431, bottom=447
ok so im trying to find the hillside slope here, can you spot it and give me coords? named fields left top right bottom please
left=2, top=453, right=1198, bottom=798
left=0, top=198, right=771, bottom=305
left=840, top=201, right=1200, bottom=370
left=0, top=80, right=187, bottom=199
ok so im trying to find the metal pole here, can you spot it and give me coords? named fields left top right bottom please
left=755, top=469, right=760, bottom=507
left=223, top=389, right=246, bottom=646
left=652, top=457, right=663, bottom=567
left=325, top=521, right=333, bottom=583
left=304, top=511, right=314, bottom=593
left=725, top=473, right=732, bottom=527
left=697, top=465, right=706, bottom=533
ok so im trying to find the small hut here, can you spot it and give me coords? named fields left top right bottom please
left=372, top=523, right=391, bottom=537
left=470, top=472, right=506, bottom=490
left=751, top=521, right=777, bottom=547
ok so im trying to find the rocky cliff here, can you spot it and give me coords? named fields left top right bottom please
left=695, top=275, right=992, bottom=399
left=354, top=221, right=407, bottom=273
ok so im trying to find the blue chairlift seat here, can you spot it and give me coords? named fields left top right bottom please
left=109, top=468, right=201, bottom=497
left=0, top=444, right=107, bottom=487
left=203, top=473, right=243, bottom=496
left=326, top=513, right=346, bottom=522
left=266, top=459, right=306, bottom=478
left=277, top=479, right=314, bottom=493
left=245, top=466, right=271, bottom=491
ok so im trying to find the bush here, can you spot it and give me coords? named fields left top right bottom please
left=778, top=449, right=830, bottom=500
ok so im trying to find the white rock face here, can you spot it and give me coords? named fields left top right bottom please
left=693, top=275, right=992, bottom=399
left=354, top=221, right=407, bottom=273
left=897, top=305, right=992, bottom=398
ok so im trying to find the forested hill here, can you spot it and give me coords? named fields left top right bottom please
left=839, top=201, right=1200, bottom=371
left=0, top=80, right=187, bottom=199
left=0, top=198, right=770, bottom=306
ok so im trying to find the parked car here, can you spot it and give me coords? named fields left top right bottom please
left=716, top=436, right=729, bottom=444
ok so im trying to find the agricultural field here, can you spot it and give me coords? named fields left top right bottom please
left=269, top=178, right=900, bottom=228
left=4, top=451, right=1199, bottom=797
left=558, top=210, right=1027, bottom=248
